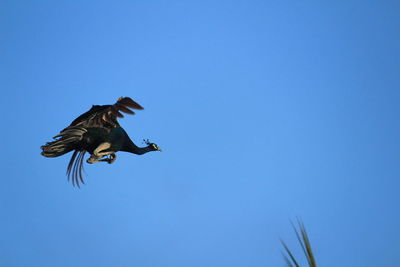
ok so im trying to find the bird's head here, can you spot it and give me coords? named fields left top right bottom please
left=143, top=139, right=162, bottom=152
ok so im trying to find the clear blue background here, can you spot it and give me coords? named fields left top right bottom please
left=1, top=1, right=399, bottom=266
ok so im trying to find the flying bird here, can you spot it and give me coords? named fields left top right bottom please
left=41, top=97, right=161, bottom=187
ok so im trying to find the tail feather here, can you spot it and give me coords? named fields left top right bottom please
left=67, top=150, right=86, bottom=188
left=41, top=127, right=87, bottom=157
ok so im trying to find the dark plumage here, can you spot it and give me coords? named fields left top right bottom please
left=41, top=97, right=161, bottom=187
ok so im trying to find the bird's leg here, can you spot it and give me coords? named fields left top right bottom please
left=87, top=142, right=116, bottom=164
left=87, top=157, right=101, bottom=164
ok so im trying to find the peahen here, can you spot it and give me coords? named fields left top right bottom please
left=41, top=97, right=161, bottom=187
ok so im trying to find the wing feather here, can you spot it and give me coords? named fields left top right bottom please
left=69, top=97, right=144, bottom=129
left=116, top=103, right=135, bottom=114
left=117, top=97, right=144, bottom=110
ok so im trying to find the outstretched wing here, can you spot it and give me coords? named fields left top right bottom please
left=69, top=97, right=144, bottom=129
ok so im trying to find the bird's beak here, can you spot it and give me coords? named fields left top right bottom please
left=157, top=147, right=162, bottom=152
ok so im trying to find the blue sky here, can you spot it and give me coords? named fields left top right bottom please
left=1, top=1, right=400, bottom=266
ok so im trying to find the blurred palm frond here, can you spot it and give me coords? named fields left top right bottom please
left=281, top=220, right=317, bottom=267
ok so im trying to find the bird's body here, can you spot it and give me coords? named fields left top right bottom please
left=83, top=127, right=111, bottom=154
left=83, top=127, right=156, bottom=154
left=41, top=97, right=161, bottom=187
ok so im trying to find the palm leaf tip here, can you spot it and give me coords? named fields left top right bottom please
left=280, top=239, right=300, bottom=267
left=281, top=221, right=317, bottom=267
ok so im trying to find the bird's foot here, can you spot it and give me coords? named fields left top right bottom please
left=105, top=153, right=116, bottom=164
left=87, top=153, right=116, bottom=164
